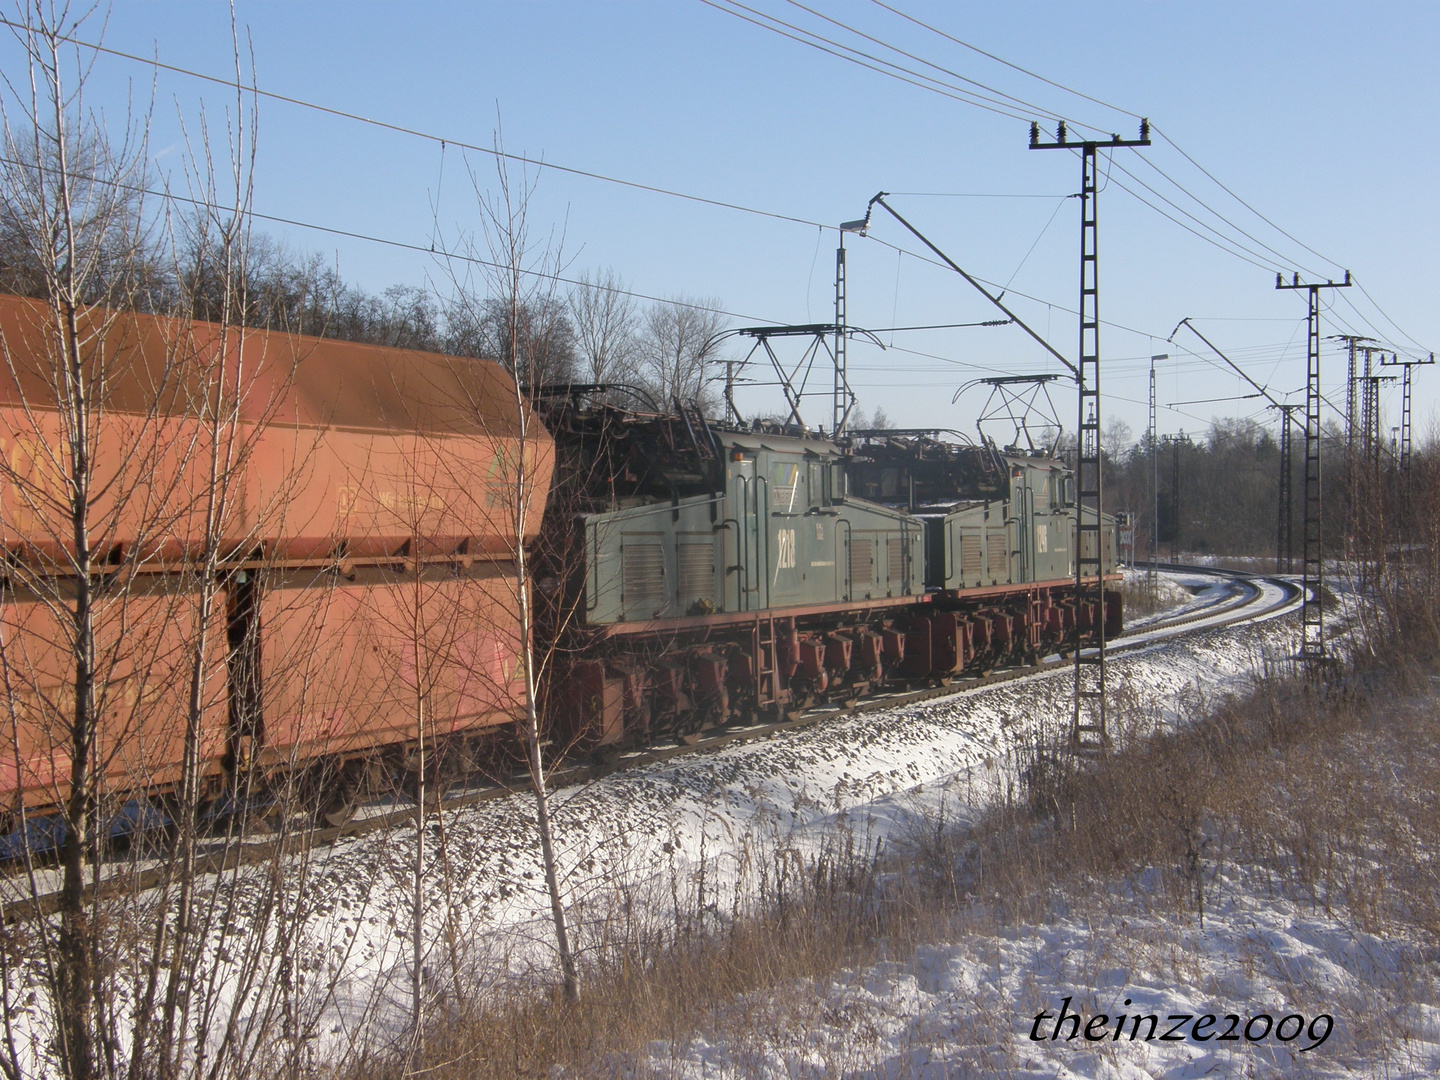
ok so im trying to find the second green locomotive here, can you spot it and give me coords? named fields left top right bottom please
left=538, top=403, right=1120, bottom=745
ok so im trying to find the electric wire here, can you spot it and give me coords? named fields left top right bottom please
left=1343, top=279, right=1432, bottom=358
left=6, top=11, right=1426, bottom=363
left=696, top=0, right=1035, bottom=123
left=815, top=0, right=1330, bottom=276
left=1108, top=157, right=1304, bottom=275
left=866, top=0, right=1144, bottom=122
left=1151, top=125, right=1344, bottom=275
left=832, top=3, right=1426, bottom=350
left=1126, top=153, right=1326, bottom=279
left=14, top=2, right=1244, bottom=341
left=998, top=194, right=1072, bottom=297
left=861, top=0, right=1349, bottom=281
left=887, top=191, right=1066, bottom=198
left=0, top=154, right=780, bottom=325
left=0, top=14, right=829, bottom=233
left=724, top=2, right=1344, bottom=295
left=779, top=0, right=1091, bottom=132
left=1087, top=164, right=1279, bottom=274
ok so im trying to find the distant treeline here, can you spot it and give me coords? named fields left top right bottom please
left=1103, top=417, right=1390, bottom=560
left=0, top=157, right=730, bottom=411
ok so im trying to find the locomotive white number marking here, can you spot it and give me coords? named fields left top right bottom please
left=776, top=528, right=796, bottom=570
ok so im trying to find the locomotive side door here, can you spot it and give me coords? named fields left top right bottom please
left=730, top=454, right=760, bottom=611
left=805, top=460, right=837, bottom=602
left=767, top=455, right=805, bottom=606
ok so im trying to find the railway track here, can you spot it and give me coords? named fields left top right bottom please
left=3, top=566, right=1303, bottom=921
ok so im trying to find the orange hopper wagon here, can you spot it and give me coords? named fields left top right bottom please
left=0, top=294, right=553, bottom=818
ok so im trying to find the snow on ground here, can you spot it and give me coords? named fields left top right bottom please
left=638, top=860, right=1440, bottom=1079
left=299, top=572, right=1306, bottom=1052
left=1121, top=566, right=1227, bottom=630
left=0, top=569, right=1392, bottom=1077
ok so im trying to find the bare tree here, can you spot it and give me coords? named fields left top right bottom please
left=441, top=137, right=580, bottom=1005
left=444, top=293, right=577, bottom=386
left=568, top=267, right=637, bottom=390
left=0, top=9, right=171, bottom=1074
left=636, top=298, right=727, bottom=413
left=1102, top=416, right=1133, bottom=460
left=0, top=13, right=365, bottom=1078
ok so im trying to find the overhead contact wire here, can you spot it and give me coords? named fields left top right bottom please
left=696, top=0, right=1036, bottom=123
left=0, top=14, right=827, bottom=232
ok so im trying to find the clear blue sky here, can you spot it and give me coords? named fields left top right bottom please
left=12, top=1, right=1438, bottom=443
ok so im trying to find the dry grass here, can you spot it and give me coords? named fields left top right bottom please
left=346, top=609, right=1440, bottom=1078
left=986, top=656, right=1440, bottom=933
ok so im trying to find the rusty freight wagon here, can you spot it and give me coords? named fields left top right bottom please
left=0, top=294, right=550, bottom=825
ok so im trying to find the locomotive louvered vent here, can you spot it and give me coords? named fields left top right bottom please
left=887, top=537, right=906, bottom=586
left=677, top=543, right=714, bottom=610
left=622, top=541, right=667, bottom=618
left=961, top=531, right=983, bottom=578
left=986, top=530, right=1008, bottom=579
left=849, top=537, right=873, bottom=590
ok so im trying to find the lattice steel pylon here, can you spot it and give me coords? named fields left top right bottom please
left=1358, top=362, right=1396, bottom=483
left=1170, top=436, right=1181, bottom=564
left=1276, top=272, right=1351, bottom=661
left=1032, top=119, right=1150, bottom=752
left=1347, top=338, right=1357, bottom=450
left=1331, top=335, right=1374, bottom=453
left=834, top=240, right=853, bottom=435
left=1149, top=358, right=1158, bottom=584
left=1379, top=350, right=1435, bottom=473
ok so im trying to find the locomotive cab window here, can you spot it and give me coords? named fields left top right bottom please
left=771, top=461, right=801, bottom=511
left=1033, top=475, right=1050, bottom=512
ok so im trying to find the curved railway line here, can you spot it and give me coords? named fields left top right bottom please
left=4, top=566, right=1303, bottom=921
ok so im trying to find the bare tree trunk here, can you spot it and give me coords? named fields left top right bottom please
left=410, top=565, right=427, bottom=1067
left=515, top=537, right=579, bottom=1003
left=50, top=47, right=98, bottom=1080
left=483, top=139, right=580, bottom=1003
left=155, top=240, right=247, bottom=1080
